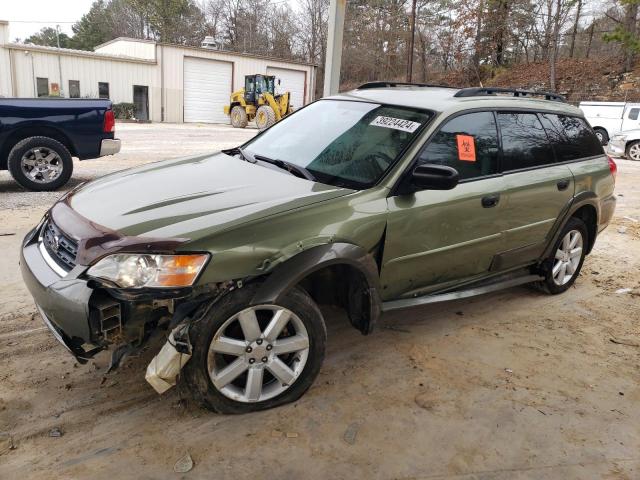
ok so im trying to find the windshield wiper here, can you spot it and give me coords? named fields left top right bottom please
left=223, top=146, right=255, bottom=163
left=253, top=154, right=316, bottom=181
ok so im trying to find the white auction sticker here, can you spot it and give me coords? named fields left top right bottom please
left=370, top=116, right=421, bottom=133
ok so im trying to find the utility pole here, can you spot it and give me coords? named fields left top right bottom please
left=406, top=0, right=417, bottom=82
left=55, top=25, right=64, bottom=97
left=323, top=0, right=346, bottom=97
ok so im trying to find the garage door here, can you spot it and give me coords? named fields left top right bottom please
left=184, top=57, right=232, bottom=123
left=267, top=67, right=306, bottom=110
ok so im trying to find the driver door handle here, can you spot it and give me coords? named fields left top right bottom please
left=481, top=193, right=500, bottom=208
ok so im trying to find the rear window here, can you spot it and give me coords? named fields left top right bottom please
left=539, top=114, right=603, bottom=161
left=497, top=112, right=554, bottom=170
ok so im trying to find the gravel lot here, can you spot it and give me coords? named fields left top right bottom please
left=0, top=123, right=258, bottom=211
left=1, top=124, right=639, bottom=479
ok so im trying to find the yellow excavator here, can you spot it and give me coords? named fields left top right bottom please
left=224, top=74, right=292, bottom=130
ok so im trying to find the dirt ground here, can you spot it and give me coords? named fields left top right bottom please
left=1, top=124, right=639, bottom=480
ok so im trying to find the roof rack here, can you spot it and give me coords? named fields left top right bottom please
left=454, top=87, right=566, bottom=103
left=357, top=81, right=457, bottom=90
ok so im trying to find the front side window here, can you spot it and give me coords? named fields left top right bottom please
left=243, top=100, right=432, bottom=189
left=539, top=114, right=603, bottom=161
left=36, top=77, right=49, bottom=97
left=417, top=111, right=499, bottom=180
left=498, top=112, right=554, bottom=170
left=629, top=108, right=639, bottom=120
left=98, top=82, right=110, bottom=99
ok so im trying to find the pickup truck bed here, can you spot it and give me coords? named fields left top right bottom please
left=0, top=98, right=120, bottom=191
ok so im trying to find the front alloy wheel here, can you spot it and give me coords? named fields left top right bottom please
left=183, top=284, right=326, bottom=413
left=626, top=141, right=640, bottom=161
left=208, top=305, right=310, bottom=403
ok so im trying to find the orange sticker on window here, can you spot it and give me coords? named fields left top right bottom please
left=456, top=134, right=476, bottom=162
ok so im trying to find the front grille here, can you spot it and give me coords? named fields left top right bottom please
left=41, top=220, right=78, bottom=271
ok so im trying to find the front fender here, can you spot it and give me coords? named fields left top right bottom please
left=251, top=243, right=382, bottom=334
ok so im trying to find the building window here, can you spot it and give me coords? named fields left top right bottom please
left=98, top=82, right=110, bottom=99
left=36, top=77, right=49, bottom=97
left=69, top=80, right=80, bottom=98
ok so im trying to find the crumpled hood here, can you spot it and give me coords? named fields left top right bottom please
left=69, top=152, right=352, bottom=240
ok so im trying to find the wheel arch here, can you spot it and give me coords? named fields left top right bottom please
left=1, top=125, right=76, bottom=169
left=250, top=243, right=383, bottom=335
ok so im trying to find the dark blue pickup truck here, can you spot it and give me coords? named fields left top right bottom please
left=0, top=99, right=121, bottom=191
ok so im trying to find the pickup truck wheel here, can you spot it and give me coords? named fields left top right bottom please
left=594, top=128, right=608, bottom=145
left=625, top=140, right=640, bottom=161
left=183, top=283, right=326, bottom=413
left=230, top=106, right=248, bottom=128
left=536, top=217, right=588, bottom=294
left=8, top=136, right=73, bottom=191
left=256, top=105, right=276, bottom=130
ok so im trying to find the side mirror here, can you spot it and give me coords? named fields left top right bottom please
left=411, top=164, right=459, bottom=190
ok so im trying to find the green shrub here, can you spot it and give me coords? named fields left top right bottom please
left=112, top=102, right=135, bottom=119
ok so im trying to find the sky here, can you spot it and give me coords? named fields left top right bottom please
left=1, top=0, right=99, bottom=41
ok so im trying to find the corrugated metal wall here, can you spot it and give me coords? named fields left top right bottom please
left=96, top=39, right=156, bottom=60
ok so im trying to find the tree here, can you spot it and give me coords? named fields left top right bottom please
left=70, top=0, right=112, bottom=50
left=25, top=27, right=73, bottom=48
left=604, top=0, right=640, bottom=72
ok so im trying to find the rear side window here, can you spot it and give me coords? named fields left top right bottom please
left=539, top=114, right=603, bottom=161
left=417, top=111, right=499, bottom=180
left=497, top=112, right=554, bottom=171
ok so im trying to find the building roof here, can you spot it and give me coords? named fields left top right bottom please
left=95, top=36, right=318, bottom=67
left=6, top=42, right=156, bottom=64
left=330, top=85, right=582, bottom=115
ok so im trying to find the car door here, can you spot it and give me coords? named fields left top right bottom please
left=621, top=105, right=640, bottom=132
left=380, top=111, right=508, bottom=300
left=496, top=111, right=575, bottom=269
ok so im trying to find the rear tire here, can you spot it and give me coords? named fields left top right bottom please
left=8, top=136, right=73, bottom=191
left=256, top=105, right=276, bottom=130
left=625, top=140, right=640, bottom=161
left=535, top=217, right=588, bottom=294
left=182, top=283, right=326, bottom=414
left=230, top=106, right=248, bottom=128
left=594, top=128, right=609, bottom=145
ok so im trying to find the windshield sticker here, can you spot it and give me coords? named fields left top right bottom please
left=456, top=134, right=476, bottom=162
left=370, top=116, right=421, bottom=133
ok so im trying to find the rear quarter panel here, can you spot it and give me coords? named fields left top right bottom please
left=0, top=99, right=113, bottom=160
left=568, top=156, right=616, bottom=231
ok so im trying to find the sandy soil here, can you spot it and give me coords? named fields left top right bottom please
left=0, top=125, right=639, bottom=479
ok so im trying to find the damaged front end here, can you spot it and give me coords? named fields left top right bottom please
left=19, top=200, right=235, bottom=394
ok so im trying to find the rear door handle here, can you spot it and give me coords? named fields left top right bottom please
left=481, top=194, right=500, bottom=208
left=557, top=179, right=570, bottom=191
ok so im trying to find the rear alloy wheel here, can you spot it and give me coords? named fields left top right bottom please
left=626, top=140, right=640, bottom=161
left=230, top=106, right=248, bottom=128
left=8, top=136, right=73, bottom=191
left=183, top=284, right=326, bottom=413
left=536, top=217, right=588, bottom=294
left=255, top=105, right=276, bottom=130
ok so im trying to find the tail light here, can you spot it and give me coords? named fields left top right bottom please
left=103, top=109, right=115, bottom=133
left=608, top=156, right=617, bottom=183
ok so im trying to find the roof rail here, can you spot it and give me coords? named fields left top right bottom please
left=357, top=81, right=457, bottom=90
left=454, top=87, right=566, bottom=102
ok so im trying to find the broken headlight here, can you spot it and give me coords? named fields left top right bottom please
left=87, top=253, right=209, bottom=288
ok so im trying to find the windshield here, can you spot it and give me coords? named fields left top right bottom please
left=243, top=100, right=432, bottom=189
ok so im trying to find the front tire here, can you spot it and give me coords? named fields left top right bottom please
left=625, top=140, right=640, bottom=161
left=230, top=106, right=248, bottom=128
left=183, top=283, right=326, bottom=413
left=255, top=105, right=276, bottom=130
left=536, top=217, right=588, bottom=294
left=8, top=136, right=73, bottom=191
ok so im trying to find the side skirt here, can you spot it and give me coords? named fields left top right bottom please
left=381, top=272, right=544, bottom=312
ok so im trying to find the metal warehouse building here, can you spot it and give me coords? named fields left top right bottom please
left=0, top=20, right=317, bottom=123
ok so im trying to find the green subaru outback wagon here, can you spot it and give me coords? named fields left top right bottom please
left=21, top=83, right=617, bottom=413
